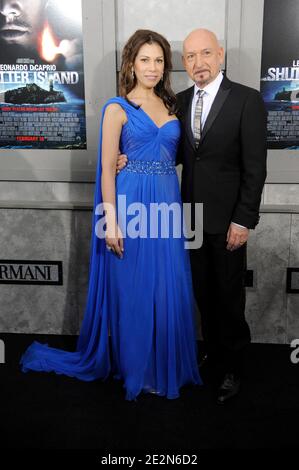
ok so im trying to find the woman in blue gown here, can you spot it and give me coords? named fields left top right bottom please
left=20, top=29, right=202, bottom=401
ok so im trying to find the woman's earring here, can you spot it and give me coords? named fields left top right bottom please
left=160, top=73, right=164, bottom=82
left=131, top=69, right=135, bottom=79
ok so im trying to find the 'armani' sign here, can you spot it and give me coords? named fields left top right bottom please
left=0, top=260, right=63, bottom=285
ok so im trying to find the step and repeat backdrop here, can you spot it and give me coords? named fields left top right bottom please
left=0, top=0, right=298, bottom=342
left=0, top=0, right=298, bottom=182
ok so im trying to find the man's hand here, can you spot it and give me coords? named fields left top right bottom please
left=226, top=223, right=249, bottom=251
left=116, top=152, right=128, bottom=174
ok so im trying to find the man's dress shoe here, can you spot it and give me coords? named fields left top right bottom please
left=216, top=373, right=240, bottom=405
left=199, top=353, right=208, bottom=368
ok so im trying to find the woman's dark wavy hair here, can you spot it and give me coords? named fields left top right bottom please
left=119, top=29, right=177, bottom=115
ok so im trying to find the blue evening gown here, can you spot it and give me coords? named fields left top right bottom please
left=20, top=97, right=202, bottom=400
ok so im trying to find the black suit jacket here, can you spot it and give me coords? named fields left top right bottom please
left=176, top=76, right=267, bottom=234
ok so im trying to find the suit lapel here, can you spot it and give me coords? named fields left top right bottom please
left=181, top=76, right=232, bottom=149
left=185, top=90, right=195, bottom=149
left=178, top=86, right=195, bottom=149
left=200, top=77, right=231, bottom=142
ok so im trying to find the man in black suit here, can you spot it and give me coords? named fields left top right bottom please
left=177, top=28, right=267, bottom=404
left=117, top=28, right=267, bottom=404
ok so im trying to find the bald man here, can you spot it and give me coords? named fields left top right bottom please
left=176, top=29, right=267, bottom=404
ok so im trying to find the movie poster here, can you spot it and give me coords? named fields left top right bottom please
left=260, top=0, right=299, bottom=149
left=0, top=0, right=86, bottom=149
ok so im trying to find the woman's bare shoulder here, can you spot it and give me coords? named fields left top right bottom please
left=103, top=102, right=127, bottom=125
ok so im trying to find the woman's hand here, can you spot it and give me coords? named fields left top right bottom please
left=106, top=224, right=124, bottom=258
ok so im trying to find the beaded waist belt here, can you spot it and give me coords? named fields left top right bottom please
left=123, top=159, right=176, bottom=175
